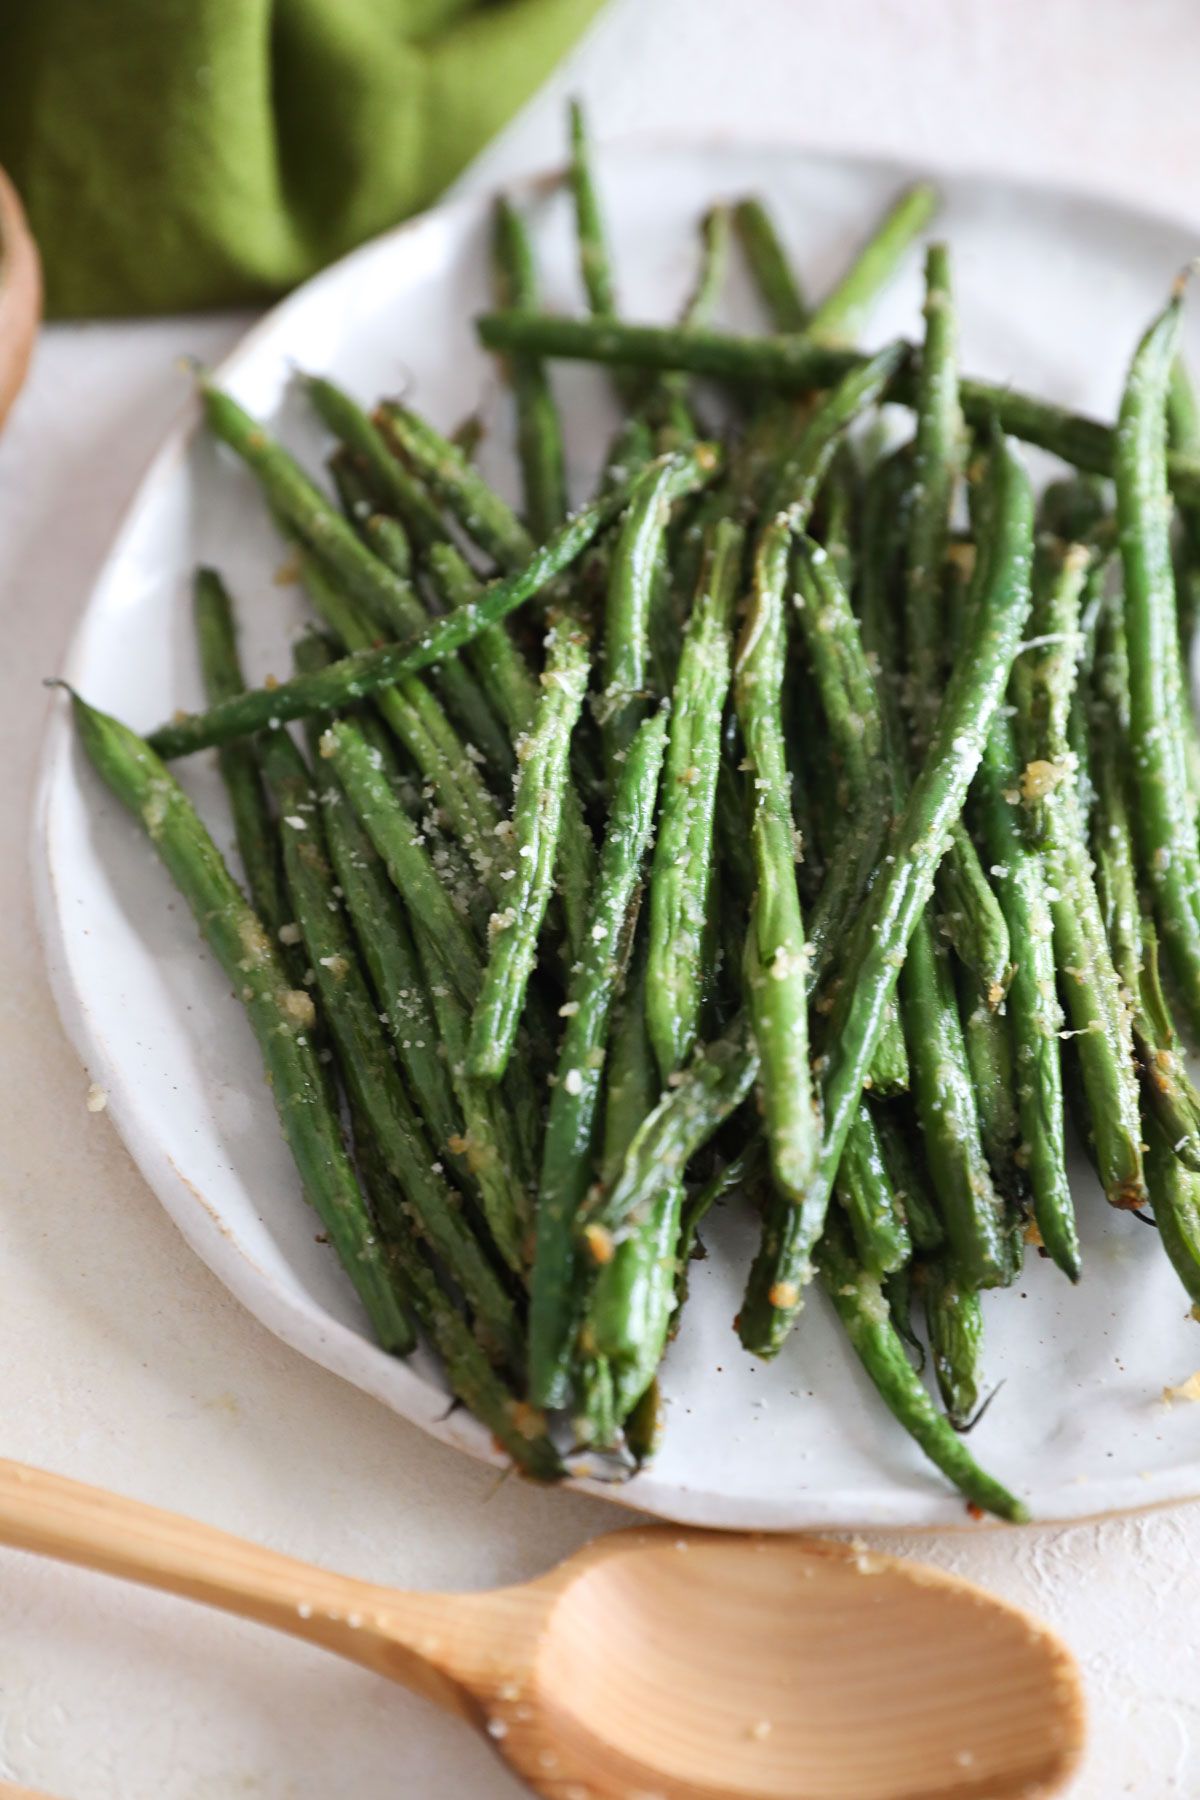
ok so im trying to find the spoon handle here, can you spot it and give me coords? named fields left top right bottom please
left=0, top=1457, right=465, bottom=1709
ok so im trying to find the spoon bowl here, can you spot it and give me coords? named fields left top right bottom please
left=521, top=1533, right=1079, bottom=1799
left=0, top=1458, right=1084, bottom=1799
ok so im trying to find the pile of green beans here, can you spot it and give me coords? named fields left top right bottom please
left=68, top=105, right=1200, bottom=1523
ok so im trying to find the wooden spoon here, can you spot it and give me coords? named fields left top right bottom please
left=0, top=1457, right=1083, bottom=1800
left=0, top=164, right=41, bottom=427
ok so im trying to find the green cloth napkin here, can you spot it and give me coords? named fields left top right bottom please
left=0, top=0, right=604, bottom=318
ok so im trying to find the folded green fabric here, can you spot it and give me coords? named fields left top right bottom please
left=0, top=0, right=604, bottom=318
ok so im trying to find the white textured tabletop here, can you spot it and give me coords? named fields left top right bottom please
left=4, top=3, right=1200, bottom=1795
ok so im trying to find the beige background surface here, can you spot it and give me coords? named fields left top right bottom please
left=5, top=2, right=1200, bottom=1794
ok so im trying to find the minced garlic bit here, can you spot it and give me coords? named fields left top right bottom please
left=563, top=1068, right=583, bottom=1096
left=237, top=914, right=273, bottom=970
left=1020, top=757, right=1065, bottom=803
left=583, top=1222, right=615, bottom=1265
left=85, top=1082, right=108, bottom=1114
left=277, top=922, right=303, bottom=946
left=1162, top=1371, right=1200, bottom=1405
left=768, top=1281, right=799, bottom=1309
left=279, top=988, right=317, bottom=1028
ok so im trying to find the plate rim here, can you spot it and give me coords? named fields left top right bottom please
left=31, top=136, right=1200, bottom=1532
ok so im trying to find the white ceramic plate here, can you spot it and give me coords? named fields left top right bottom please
left=33, top=142, right=1200, bottom=1529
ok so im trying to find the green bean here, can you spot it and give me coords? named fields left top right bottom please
left=202, top=384, right=425, bottom=644
left=1013, top=537, right=1091, bottom=844
left=572, top=1354, right=619, bottom=1451
left=409, top=914, right=537, bottom=1279
left=649, top=204, right=733, bottom=441
left=797, top=527, right=1007, bottom=1289
left=192, top=569, right=289, bottom=938
left=806, top=182, right=940, bottom=345
left=319, top=716, right=482, bottom=1009
left=298, top=558, right=504, bottom=897
left=1013, top=537, right=1145, bottom=1209
left=740, top=429, right=1034, bottom=1355
left=591, top=1187, right=682, bottom=1418
left=815, top=1215, right=1026, bottom=1520
left=585, top=929, right=684, bottom=1421
left=291, top=639, right=468, bottom=1172
left=858, top=443, right=913, bottom=668
left=1145, top=1112, right=1200, bottom=1313
left=602, top=412, right=658, bottom=493
left=935, top=825, right=1012, bottom=1008
left=898, top=921, right=1011, bottom=1288
left=821, top=445, right=858, bottom=593
left=791, top=539, right=908, bottom=1093
left=677, top=1137, right=767, bottom=1298
left=328, top=448, right=415, bottom=581
left=424, top=541, right=540, bottom=730
left=491, top=197, right=569, bottom=545
left=1066, top=557, right=1110, bottom=824
left=732, top=198, right=807, bottom=331
left=961, top=990, right=1023, bottom=1202
left=1133, top=914, right=1200, bottom=1173
left=1038, top=472, right=1110, bottom=545
left=1115, top=290, right=1200, bottom=1033
left=592, top=495, right=735, bottom=1403
left=736, top=519, right=821, bottom=1205
left=923, top=1260, right=985, bottom=1430
left=450, top=411, right=485, bottom=461
left=376, top=400, right=535, bottom=573
left=1166, top=363, right=1200, bottom=810
left=316, top=638, right=545, bottom=1254
left=836, top=1101, right=912, bottom=1277
left=67, top=692, right=412, bottom=1353
left=600, top=445, right=721, bottom=774
left=975, top=707, right=1078, bottom=1278
left=147, top=473, right=636, bottom=759
left=1169, top=358, right=1200, bottom=651
left=257, top=728, right=523, bottom=1362
left=351, top=1110, right=559, bottom=1478
left=580, top=932, right=673, bottom=1422
left=791, top=540, right=892, bottom=974
left=902, top=270, right=1010, bottom=1004
left=762, top=342, right=906, bottom=525
left=529, top=711, right=668, bottom=1408
left=305, top=374, right=453, bottom=553
left=328, top=443, right=376, bottom=525
left=647, top=517, right=744, bottom=1078
left=883, top=1265, right=924, bottom=1368
left=474, top=312, right=1200, bottom=509
left=874, top=1107, right=944, bottom=1254
left=585, top=1015, right=758, bottom=1239
left=715, top=750, right=757, bottom=905
left=1090, top=611, right=1200, bottom=1172
left=622, top=1376, right=664, bottom=1466
left=468, top=616, right=590, bottom=1080
left=319, top=443, right=514, bottom=776
left=567, top=97, right=640, bottom=408
left=906, top=244, right=962, bottom=726
left=423, top=538, right=598, bottom=961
